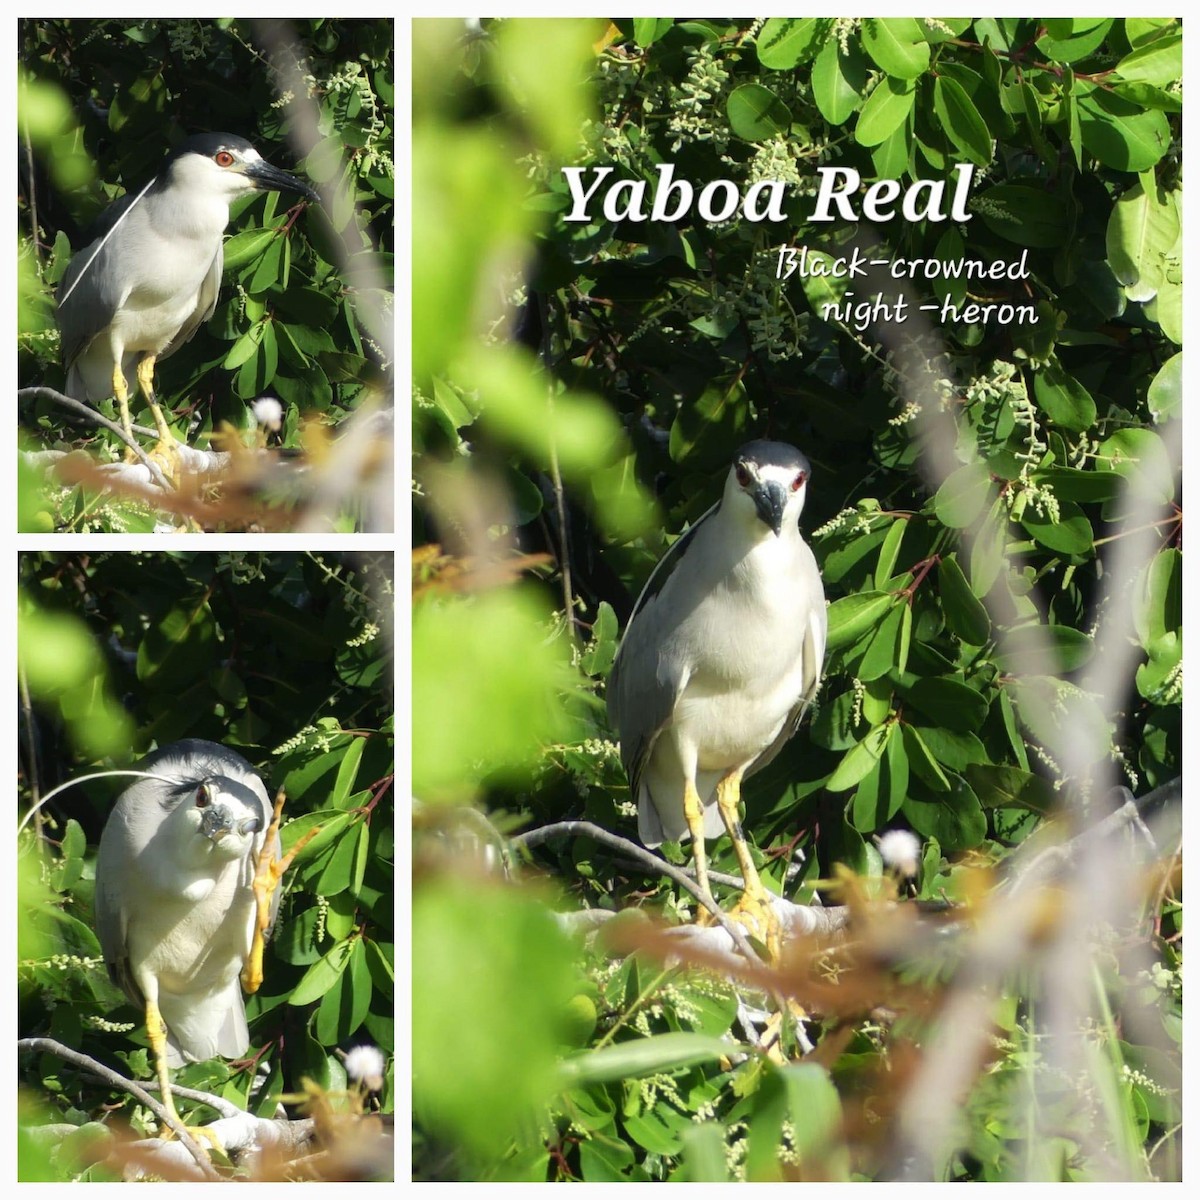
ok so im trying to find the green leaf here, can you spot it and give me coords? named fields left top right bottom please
left=329, top=736, right=365, bottom=809
left=756, top=17, right=823, bottom=69
left=1033, top=360, right=1097, bottom=432
left=1113, top=31, right=1181, bottom=87
left=1036, top=18, right=1112, bottom=63
left=290, top=937, right=354, bottom=1006
left=933, top=461, right=994, bottom=529
left=855, top=76, right=916, bottom=147
left=970, top=497, right=1008, bottom=597
left=726, top=83, right=792, bottom=142
left=1134, top=548, right=1181, bottom=647
left=860, top=17, right=930, bottom=79
left=222, top=227, right=278, bottom=271
left=874, top=517, right=906, bottom=589
left=828, top=722, right=893, bottom=793
left=1095, top=428, right=1176, bottom=505
left=1106, top=177, right=1181, bottom=301
left=559, top=1033, right=734, bottom=1086
left=858, top=602, right=909, bottom=681
left=314, top=823, right=364, bottom=896
left=932, top=76, right=992, bottom=166
left=902, top=774, right=986, bottom=851
left=849, top=724, right=908, bottom=831
left=1078, top=88, right=1171, bottom=172
left=826, top=592, right=895, bottom=651
left=1020, top=500, right=1094, bottom=556
left=938, top=554, right=990, bottom=644
left=904, top=676, right=989, bottom=733
left=811, top=38, right=866, bottom=126
left=974, top=184, right=1069, bottom=247
left=993, top=625, right=1095, bottom=674
left=964, top=763, right=1055, bottom=814
left=136, top=599, right=217, bottom=691
left=910, top=726, right=986, bottom=772
left=1147, top=352, right=1182, bottom=422
left=900, top=726, right=949, bottom=790
left=631, top=18, right=673, bottom=47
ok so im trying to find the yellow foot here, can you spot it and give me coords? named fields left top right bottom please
left=149, top=437, right=182, bottom=484
left=161, top=1122, right=224, bottom=1154
left=241, top=789, right=323, bottom=994
left=729, top=887, right=783, bottom=962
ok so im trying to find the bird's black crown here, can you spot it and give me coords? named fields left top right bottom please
left=734, top=439, right=810, bottom=474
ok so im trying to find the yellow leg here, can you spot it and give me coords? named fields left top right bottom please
left=716, top=769, right=781, bottom=958
left=111, top=363, right=137, bottom=459
left=241, top=789, right=323, bottom=994
left=134, top=354, right=182, bottom=479
left=682, top=777, right=714, bottom=918
left=145, top=999, right=222, bottom=1151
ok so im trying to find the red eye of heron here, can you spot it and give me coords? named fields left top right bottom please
left=195, top=784, right=210, bottom=808
left=735, top=463, right=751, bottom=488
left=791, top=470, right=807, bottom=492
left=214, top=151, right=235, bottom=167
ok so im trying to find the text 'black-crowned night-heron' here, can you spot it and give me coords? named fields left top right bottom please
left=56, top=133, right=317, bottom=473
left=607, top=440, right=827, bottom=953
left=95, top=739, right=315, bottom=1140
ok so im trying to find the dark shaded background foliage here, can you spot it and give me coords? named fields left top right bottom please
left=18, top=551, right=394, bottom=1178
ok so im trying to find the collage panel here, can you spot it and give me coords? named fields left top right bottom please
left=18, top=18, right=394, bottom=533
left=17, top=549, right=395, bottom=1181
left=411, top=17, right=1181, bottom=1184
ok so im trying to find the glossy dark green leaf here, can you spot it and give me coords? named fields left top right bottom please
left=901, top=724, right=950, bottom=791
left=1078, top=88, right=1171, bottom=171
left=1033, top=361, right=1097, bottom=432
left=902, top=774, right=987, bottom=850
left=861, top=17, right=930, bottom=79
left=1020, top=500, right=1094, bottom=556
left=727, top=83, right=792, bottom=142
left=631, top=18, right=673, bottom=47
left=849, top=724, right=908, bottom=831
left=933, top=76, right=992, bottom=166
left=938, top=554, right=990, bottom=644
left=904, top=676, right=989, bottom=732
left=290, top=936, right=354, bottom=1006
left=855, top=76, right=916, bottom=146
left=812, top=38, right=867, bottom=126
left=827, top=722, right=893, bottom=793
left=756, top=17, right=823, bottom=69
left=993, top=625, right=1095, bottom=674
left=858, top=602, right=910, bottom=681
left=933, top=461, right=994, bottom=529
left=974, top=183, right=1070, bottom=247
left=964, top=763, right=1055, bottom=814
left=825, top=592, right=895, bottom=652
left=910, top=726, right=987, bottom=772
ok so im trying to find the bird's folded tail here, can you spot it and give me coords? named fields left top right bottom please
left=637, top=773, right=725, bottom=848
left=160, top=983, right=250, bottom=1067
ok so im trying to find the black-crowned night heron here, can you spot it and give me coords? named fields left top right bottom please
left=56, top=133, right=317, bottom=472
left=607, top=440, right=827, bottom=951
left=94, top=739, right=310, bottom=1139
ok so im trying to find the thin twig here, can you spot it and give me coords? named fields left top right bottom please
left=514, top=819, right=765, bottom=967
left=17, top=1037, right=220, bottom=1181
left=18, top=386, right=173, bottom=491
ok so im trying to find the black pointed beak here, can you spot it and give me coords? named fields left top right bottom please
left=243, top=159, right=318, bottom=203
left=752, top=480, right=787, bottom=536
left=200, top=804, right=236, bottom=842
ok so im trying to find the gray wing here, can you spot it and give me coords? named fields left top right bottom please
left=746, top=550, right=829, bottom=779
left=607, top=504, right=717, bottom=797
left=160, top=239, right=223, bottom=363
left=56, top=207, right=137, bottom=371
left=93, top=800, right=142, bottom=1009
